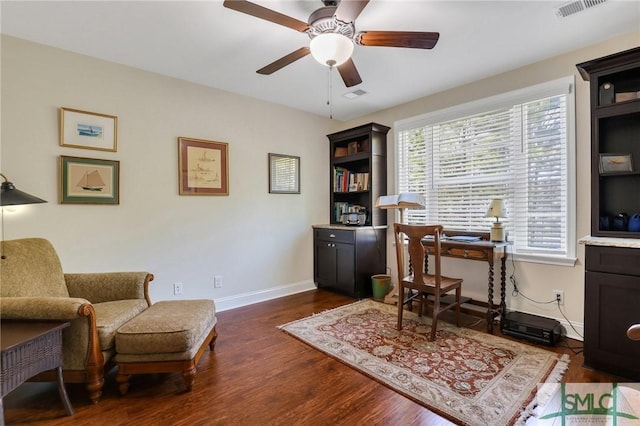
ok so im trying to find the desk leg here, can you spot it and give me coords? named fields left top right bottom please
left=487, top=260, right=495, bottom=333
left=500, top=254, right=507, bottom=322
left=55, top=366, right=74, bottom=416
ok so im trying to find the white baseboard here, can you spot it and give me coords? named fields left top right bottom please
left=213, top=280, right=317, bottom=312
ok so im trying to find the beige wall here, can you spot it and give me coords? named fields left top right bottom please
left=3, top=32, right=639, bottom=338
left=347, top=32, right=640, bottom=339
left=0, top=35, right=335, bottom=310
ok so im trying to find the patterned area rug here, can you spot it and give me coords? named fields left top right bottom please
left=278, top=300, right=568, bottom=426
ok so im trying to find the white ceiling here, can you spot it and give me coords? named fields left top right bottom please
left=1, top=1, right=639, bottom=121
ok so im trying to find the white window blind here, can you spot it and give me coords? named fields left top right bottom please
left=395, top=77, right=576, bottom=263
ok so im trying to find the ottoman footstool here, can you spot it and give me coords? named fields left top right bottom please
left=114, top=299, right=217, bottom=395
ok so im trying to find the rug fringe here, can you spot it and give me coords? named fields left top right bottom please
left=514, top=353, right=570, bottom=425
left=275, top=299, right=371, bottom=330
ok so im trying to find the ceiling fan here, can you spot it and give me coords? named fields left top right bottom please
left=223, top=0, right=440, bottom=87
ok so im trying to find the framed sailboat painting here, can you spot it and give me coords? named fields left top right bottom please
left=59, top=156, right=120, bottom=204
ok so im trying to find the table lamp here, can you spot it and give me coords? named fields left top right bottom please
left=486, top=198, right=507, bottom=242
left=1, top=173, right=47, bottom=259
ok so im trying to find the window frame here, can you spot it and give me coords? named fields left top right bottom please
left=394, top=76, right=577, bottom=266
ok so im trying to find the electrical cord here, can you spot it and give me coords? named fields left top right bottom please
left=509, top=256, right=557, bottom=305
left=509, top=255, right=584, bottom=341
left=555, top=298, right=584, bottom=341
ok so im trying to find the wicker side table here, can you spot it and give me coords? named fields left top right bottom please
left=0, top=321, right=73, bottom=424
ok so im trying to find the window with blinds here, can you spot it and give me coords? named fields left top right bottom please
left=395, top=76, right=576, bottom=263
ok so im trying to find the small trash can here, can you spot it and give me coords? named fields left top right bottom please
left=371, top=274, right=392, bottom=301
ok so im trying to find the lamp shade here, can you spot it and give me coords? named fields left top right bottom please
left=486, top=198, right=507, bottom=219
left=310, top=33, right=354, bottom=67
left=0, top=174, right=47, bottom=206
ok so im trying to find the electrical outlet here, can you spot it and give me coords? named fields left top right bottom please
left=174, top=282, right=183, bottom=295
left=214, top=275, right=222, bottom=288
left=553, top=290, right=564, bottom=306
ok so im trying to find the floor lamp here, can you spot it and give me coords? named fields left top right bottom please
left=375, top=193, right=426, bottom=304
left=1, top=173, right=47, bottom=259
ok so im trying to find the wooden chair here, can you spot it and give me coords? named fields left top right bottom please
left=394, top=223, right=463, bottom=341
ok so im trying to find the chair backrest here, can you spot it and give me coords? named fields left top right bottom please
left=393, top=223, right=443, bottom=287
left=0, top=238, right=69, bottom=297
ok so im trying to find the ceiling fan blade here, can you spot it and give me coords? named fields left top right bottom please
left=337, top=58, right=362, bottom=88
left=356, top=31, right=440, bottom=49
left=223, top=0, right=309, bottom=32
left=334, top=0, right=370, bottom=23
left=257, top=47, right=311, bottom=75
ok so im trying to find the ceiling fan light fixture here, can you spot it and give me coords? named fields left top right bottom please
left=310, top=33, right=354, bottom=67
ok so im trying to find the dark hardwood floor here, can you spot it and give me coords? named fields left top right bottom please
left=2, top=289, right=626, bottom=426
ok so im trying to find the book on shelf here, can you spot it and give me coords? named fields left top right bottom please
left=333, top=202, right=366, bottom=222
left=375, top=193, right=425, bottom=209
left=333, top=167, right=369, bottom=192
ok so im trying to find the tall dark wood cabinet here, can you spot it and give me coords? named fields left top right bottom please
left=577, top=47, right=640, bottom=237
left=313, top=123, right=389, bottom=299
left=577, top=47, right=640, bottom=380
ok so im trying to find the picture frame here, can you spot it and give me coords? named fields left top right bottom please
left=60, top=107, right=118, bottom=152
left=269, top=153, right=300, bottom=194
left=59, top=155, right=119, bottom=204
left=178, top=137, right=229, bottom=196
left=347, top=141, right=359, bottom=155
left=599, top=153, right=634, bottom=174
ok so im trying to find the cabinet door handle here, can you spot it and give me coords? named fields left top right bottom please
left=329, top=234, right=336, bottom=238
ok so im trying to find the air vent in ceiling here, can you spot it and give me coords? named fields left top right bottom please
left=554, top=0, right=608, bottom=18
left=343, top=89, right=367, bottom=99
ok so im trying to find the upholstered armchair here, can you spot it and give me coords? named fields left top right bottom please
left=0, top=238, right=153, bottom=403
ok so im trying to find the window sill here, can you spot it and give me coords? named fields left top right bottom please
left=511, top=252, right=577, bottom=267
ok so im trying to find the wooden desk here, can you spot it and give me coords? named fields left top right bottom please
left=421, top=231, right=509, bottom=333
left=1, top=321, right=74, bottom=424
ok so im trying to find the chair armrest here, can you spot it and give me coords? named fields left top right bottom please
left=0, top=296, right=91, bottom=320
left=65, top=272, right=153, bottom=305
left=1, top=296, right=105, bottom=375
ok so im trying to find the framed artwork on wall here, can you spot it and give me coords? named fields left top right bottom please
left=60, top=107, right=118, bottom=152
left=178, top=137, right=229, bottom=196
left=59, top=155, right=120, bottom=204
left=269, top=153, right=300, bottom=194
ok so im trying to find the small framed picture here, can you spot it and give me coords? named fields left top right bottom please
left=599, top=153, right=634, bottom=174
left=59, top=156, right=119, bottom=204
left=60, top=107, right=118, bottom=152
left=269, top=153, right=300, bottom=194
left=347, top=141, right=359, bottom=155
left=178, top=137, right=229, bottom=196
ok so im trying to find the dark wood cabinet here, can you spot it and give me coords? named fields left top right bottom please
left=327, top=122, right=389, bottom=227
left=578, top=47, right=640, bottom=380
left=313, top=122, right=389, bottom=299
left=313, top=226, right=386, bottom=299
left=577, top=47, right=640, bottom=238
left=584, top=245, right=640, bottom=379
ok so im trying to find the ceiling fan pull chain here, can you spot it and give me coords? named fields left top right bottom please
left=327, top=65, right=334, bottom=119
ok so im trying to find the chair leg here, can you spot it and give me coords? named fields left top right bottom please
left=430, top=294, right=440, bottom=341
left=455, top=287, right=461, bottom=327
left=397, top=287, right=404, bottom=331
